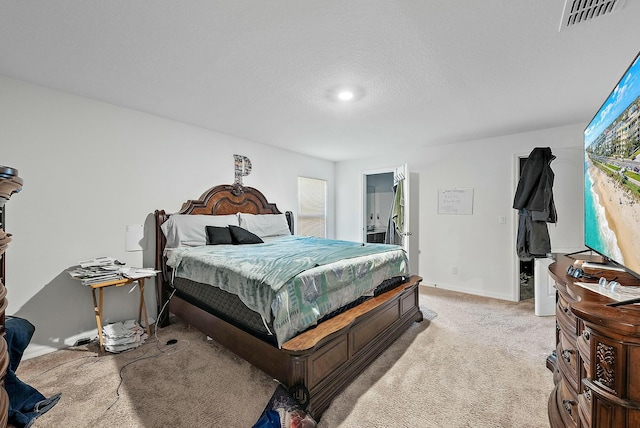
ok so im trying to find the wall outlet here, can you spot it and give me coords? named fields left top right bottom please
left=74, top=337, right=92, bottom=346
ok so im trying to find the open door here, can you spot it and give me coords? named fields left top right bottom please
left=363, top=164, right=418, bottom=275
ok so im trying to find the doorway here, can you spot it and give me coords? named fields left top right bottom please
left=362, top=165, right=418, bottom=275
left=518, top=156, right=534, bottom=301
left=365, top=173, right=394, bottom=244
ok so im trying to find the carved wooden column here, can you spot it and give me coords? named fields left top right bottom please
left=0, top=165, right=24, bottom=428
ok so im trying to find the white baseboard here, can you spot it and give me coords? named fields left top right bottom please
left=23, top=328, right=98, bottom=360
left=23, top=343, right=60, bottom=360
left=419, top=282, right=514, bottom=302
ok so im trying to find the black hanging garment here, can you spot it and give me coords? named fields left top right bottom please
left=513, top=147, right=557, bottom=261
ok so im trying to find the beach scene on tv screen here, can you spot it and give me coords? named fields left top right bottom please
left=584, top=55, right=640, bottom=276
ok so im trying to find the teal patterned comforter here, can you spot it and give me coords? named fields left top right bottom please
left=167, top=235, right=408, bottom=347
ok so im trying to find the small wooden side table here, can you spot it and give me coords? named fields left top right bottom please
left=88, top=275, right=154, bottom=351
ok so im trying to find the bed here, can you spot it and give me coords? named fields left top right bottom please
left=154, top=183, right=423, bottom=418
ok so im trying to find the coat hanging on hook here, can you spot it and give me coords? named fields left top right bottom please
left=513, top=147, right=557, bottom=261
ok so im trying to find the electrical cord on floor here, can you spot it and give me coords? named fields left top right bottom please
left=23, top=286, right=191, bottom=413
left=106, top=288, right=192, bottom=411
left=21, top=287, right=190, bottom=413
left=150, top=288, right=191, bottom=355
left=106, top=349, right=172, bottom=411
left=154, top=288, right=176, bottom=344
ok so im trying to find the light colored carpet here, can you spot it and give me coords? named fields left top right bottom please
left=18, top=286, right=555, bottom=427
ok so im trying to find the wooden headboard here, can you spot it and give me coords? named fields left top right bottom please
left=153, top=183, right=293, bottom=324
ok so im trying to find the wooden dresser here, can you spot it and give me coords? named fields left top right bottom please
left=548, top=254, right=640, bottom=427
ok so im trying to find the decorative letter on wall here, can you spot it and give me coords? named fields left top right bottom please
left=233, top=154, right=252, bottom=195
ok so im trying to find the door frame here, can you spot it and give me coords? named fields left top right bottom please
left=361, top=164, right=417, bottom=274
left=512, top=151, right=531, bottom=302
left=511, top=151, right=535, bottom=302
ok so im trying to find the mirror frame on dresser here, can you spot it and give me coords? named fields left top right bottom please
left=548, top=253, right=640, bottom=428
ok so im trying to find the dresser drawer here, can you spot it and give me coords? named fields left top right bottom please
left=576, top=328, right=590, bottom=369
left=556, top=292, right=578, bottom=337
left=558, top=331, right=579, bottom=391
left=556, top=379, right=579, bottom=427
left=579, top=384, right=592, bottom=428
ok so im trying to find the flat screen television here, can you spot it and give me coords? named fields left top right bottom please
left=584, top=51, right=640, bottom=279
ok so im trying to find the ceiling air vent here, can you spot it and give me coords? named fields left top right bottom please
left=559, top=0, right=627, bottom=30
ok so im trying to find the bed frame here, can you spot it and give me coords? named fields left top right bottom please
left=154, top=183, right=423, bottom=419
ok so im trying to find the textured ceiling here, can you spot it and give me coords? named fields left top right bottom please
left=1, top=1, right=640, bottom=162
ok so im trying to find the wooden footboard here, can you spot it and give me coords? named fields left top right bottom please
left=168, top=275, right=423, bottom=419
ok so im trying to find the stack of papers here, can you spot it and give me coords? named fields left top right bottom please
left=68, top=259, right=123, bottom=286
left=79, top=256, right=119, bottom=268
left=102, top=320, right=148, bottom=353
left=121, top=267, right=159, bottom=279
left=68, top=258, right=158, bottom=286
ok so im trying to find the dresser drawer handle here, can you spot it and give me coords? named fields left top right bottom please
left=562, top=399, right=575, bottom=415
left=582, top=331, right=590, bottom=341
left=562, top=349, right=574, bottom=363
left=562, top=305, right=569, bottom=314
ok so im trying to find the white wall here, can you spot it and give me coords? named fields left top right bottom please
left=336, top=124, right=585, bottom=301
left=1, top=74, right=587, bottom=359
left=0, top=76, right=335, bottom=358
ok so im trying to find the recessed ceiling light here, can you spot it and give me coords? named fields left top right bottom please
left=326, top=85, right=364, bottom=103
left=337, top=91, right=354, bottom=101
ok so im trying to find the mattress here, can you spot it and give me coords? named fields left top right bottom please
left=172, top=276, right=275, bottom=343
left=172, top=274, right=409, bottom=346
left=167, top=235, right=409, bottom=346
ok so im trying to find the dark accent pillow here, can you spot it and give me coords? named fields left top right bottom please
left=205, top=226, right=233, bottom=245
left=229, top=225, right=264, bottom=245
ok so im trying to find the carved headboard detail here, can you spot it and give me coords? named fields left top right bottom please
left=179, top=184, right=283, bottom=216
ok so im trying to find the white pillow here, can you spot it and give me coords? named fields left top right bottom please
left=238, top=213, right=291, bottom=238
left=161, top=214, right=239, bottom=248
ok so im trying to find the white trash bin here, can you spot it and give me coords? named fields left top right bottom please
left=534, top=256, right=556, bottom=316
